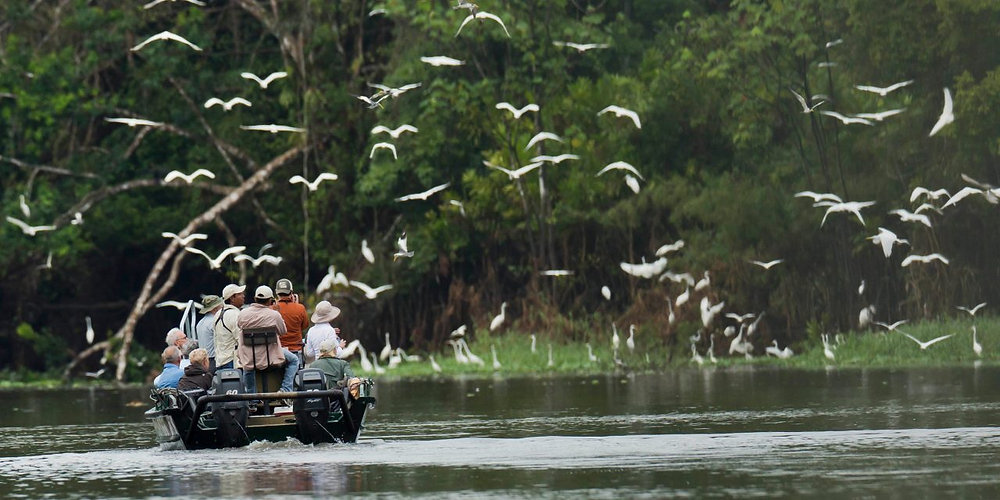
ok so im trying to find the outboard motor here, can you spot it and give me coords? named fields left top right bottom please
left=211, top=369, right=249, bottom=448
left=293, top=369, right=331, bottom=444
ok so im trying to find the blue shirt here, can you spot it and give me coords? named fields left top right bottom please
left=196, top=312, right=216, bottom=358
left=154, top=363, right=183, bottom=388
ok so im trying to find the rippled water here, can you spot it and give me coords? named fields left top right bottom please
left=2, top=366, right=999, bottom=497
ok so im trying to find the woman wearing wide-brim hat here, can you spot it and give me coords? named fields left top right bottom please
left=303, top=300, right=344, bottom=364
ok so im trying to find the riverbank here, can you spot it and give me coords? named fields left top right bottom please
left=3, top=315, right=993, bottom=387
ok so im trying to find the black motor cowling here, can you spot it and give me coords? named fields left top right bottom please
left=211, top=368, right=249, bottom=448
left=293, top=369, right=331, bottom=444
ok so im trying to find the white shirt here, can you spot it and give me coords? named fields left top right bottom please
left=303, top=322, right=341, bottom=363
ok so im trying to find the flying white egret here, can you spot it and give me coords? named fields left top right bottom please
left=956, top=303, right=987, bottom=317
left=854, top=80, right=914, bottom=96
left=5, top=216, right=55, bottom=236
left=789, top=89, right=825, bottom=113
left=450, top=325, right=468, bottom=339
left=130, top=31, right=203, bottom=52
left=448, top=199, right=466, bottom=217
left=700, top=297, right=725, bottom=328
left=825, top=38, right=843, bottom=48
left=596, top=161, right=644, bottom=181
left=420, top=56, right=464, bottom=66
left=530, top=153, right=580, bottom=165
left=104, top=117, right=164, bottom=128
left=161, top=232, right=207, bottom=246
left=928, top=87, right=954, bottom=137
left=85, top=316, right=95, bottom=345
left=495, top=102, right=538, bottom=119
left=349, top=280, right=393, bottom=299
left=371, top=124, right=418, bottom=138
left=601, top=286, right=611, bottom=300
left=289, top=172, right=339, bottom=191
left=240, top=71, right=288, bottom=89
left=899, top=331, right=954, bottom=350
left=854, top=109, right=906, bottom=121
left=233, top=254, right=282, bottom=268
left=359, top=239, right=375, bottom=264
left=370, top=142, right=397, bottom=160
left=540, top=270, right=573, bottom=277
left=163, top=168, right=215, bottom=184
left=143, top=0, right=206, bottom=9
left=490, top=302, right=507, bottom=331
left=552, top=41, right=609, bottom=52
left=379, top=333, right=392, bottom=362
left=888, top=208, right=932, bottom=228
left=874, top=320, right=908, bottom=332
left=900, top=253, right=949, bottom=267
left=491, top=344, right=501, bottom=370
left=183, top=245, right=246, bottom=269
left=203, top=97, right=251, bottom=111
left=455, top=10, right=511, bottom=38
left=316, top=265, right=349, bottom=294
left=942, top=186, right=984, bottom=209
left=820, top=200, right=877, bottom=227
left=750, top=259, right=784, bottom=270
left=597, top=105, right=641, bottom=129
left=867, top=227, right=909, bottom=258
left=486, top=161, right=542, bottom=181
left=240, top=124, right=306, bottom=134
left=818, top=110, right=873, bottom=126
left=659, top=271, right=695, bottom=286
left=655, top=239, right=684, bottom=256
left=524, top=132, right=564, bottom=151
left=395, top=182, right=450, bottom=202
left=394, top=232, right=414, bottom=261
left=910, top=187, right=950, bottom=203
left=794, top=190, right=843, bottom=203
left=368, top=82, right=422, bottom=99
left=913, top=203, right=942, bottom=215
left=620, top=257, right=668, bottom=279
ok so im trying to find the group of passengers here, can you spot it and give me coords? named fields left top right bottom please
left=154, top=278, right=355, bottom=396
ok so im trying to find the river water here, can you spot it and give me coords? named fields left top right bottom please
left=1, top=366, right=999, bottom=497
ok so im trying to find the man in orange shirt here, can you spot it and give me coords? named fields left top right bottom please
left=274, top=278, right=309, bottom=356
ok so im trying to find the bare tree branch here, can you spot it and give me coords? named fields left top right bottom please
left=52, top=178, right=236, bottom=227
left=0, top=154, right=99, bottom=179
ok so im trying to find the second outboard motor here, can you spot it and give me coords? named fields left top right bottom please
left=211, top=369, right=249, bottom=448
left=293, top=369, right=331, bottom=444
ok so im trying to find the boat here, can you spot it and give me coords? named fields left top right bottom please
left=145, top=367, right=376, bottom=450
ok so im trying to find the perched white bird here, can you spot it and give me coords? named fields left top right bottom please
left=530, top=334, right=536, bottom=353
left=854, top=109, right=906, bottom=122
left=675, top=287, right=691, bottom=308
left=888, top=208, right=932, bottom=228
left=393, top=232, right=414, bottom=261
left=750, top=259, right=784, bottom=270
left=395, top=182, right=450, bottom=202
left=163, top=168, right=215, bottom=184
left=485, top=161, right=542, bottom=180
left=491, top=344, right=501, bottom=370
left=765, top=340, right=794, bottom=359
left=356, top=344, right=374, bottom=371
left=942, top=186, right=984, bottom=209
left=611, top=323, right=620, bottom=351
left=899, top=331, right=954, bottom=350
left=547, top=343, right=555, bottom=368
left=819, top=110, right=873, bottom=126
left=552, top=41, right=609, bottom=52
left=369, top=352, right=386, bottom=374
left=495, top=102, right=539, bottom=119
left=104, top=117, right=164, bottom=128
left=858, top=280, right=866, bottom=296
left=540, top=270, right=574, bottom=276
left=524, top=132, right=564, bottom=151
left=316, top=265, right=349, bottom=294
left=289, top=172, right=339, bottom=191
left=143, top=0, right=206, bottom=9
left=161, top=232, right=207, bottom=246
left=619, top=257, right=668, bottom=279
left=18, top=194, right=30, bottom=218
left=859, top=304, right=876, bottom=328
left=233, top=254, right=282, bottom=267
left=900, top=253, right=949, bottom=267
left=490, top=302, right=507, bottom=331
left=530, top=153, right=580, bottom=164
left=130, top=31, right=203, bottom=52
left=597, top=105, right=641, bottom=129
left=71, top=212, right=84, bottom=226
left=626, top=325, right=636, bottom=353
left=429, top=354, right=443, bottom=373
left=694, top=271, right=711, bottom=292
left=455, top=11, right=511, bottom=38
left=420, top=55, right=465, bottom=66
left=910, top=187, right=950, bottom=203
left=5, top=216, right=55, bottom=236
left=371, top=124, right=418, bottom=139
left=667, top=300, right=676, bottom=325
left=789, top=89, right=825, bottom=113
left=956, top=303, right=987, bottom=317
left=821, top=334, right=836, bottom=361
left=867, top=227, right=909, bottom=258
left=794, top=190, right=843, bottom=203
left=203, top=97, right=251, bottom=111
left=929, top=87, right=954, bottom=137
left=586, top=343, right=598, bottom=362
left=379, top=333, right=392, bottom=362
left=240, top=71, right=288, bottom=89
left=184, top=245, right=246, bottom=269
left=370, top=142, right=397, bottom=160
left=601, top=286, right=611, bottom=300
left=972, top=325, right=982, bottom=357
left=450, top=324, right=468, bottom=339
left=349, top=280, right=393, bottom=299
left=655, top=240, right=684, bottom=256
left=820, top=200, right=877, bottom=227
left=596, top=161, right=644, bottom=181
left=874, top=319, right=908, bottom=332
left=360, top=239, right=375, bottom=264
left=240, top=124, right=306, bottom=134
left=85, top=316, right=95, bottom=345
left=691, top=343, right=704, bottom=366
left=854, top=80, right=914, bottom=96
left=460, top=339, right=485, bottom=366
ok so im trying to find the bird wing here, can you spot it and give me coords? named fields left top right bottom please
left=943, top=186, right=982, bottom=208
left=478, top=12, right=512, bottom=38
left=370, top=142, right=397, bottom=159
left=486, top=162, right=515, bottom=178
left=227, top=97, right=251, bottom=108
left=525, top=131, right=563, bottom=150
left=790, top=89, right=808, bottom=110
left=372, top=285, right=394, bottom=294
left=495, top=102, right=516, bottom=115
left=5, top=216, right=31, bottom=233
left=161, top=31, right=202, bottom=51
left=204, top=97, right=224, bottom=108
left=371, top=125, right=390, bottom=136
left=314, top=172, right=339, bottom=184
left=184, top=247, right=211, bottom=261
left=423, top=182, right=451, bottom=197
left=262, top=72, right=288, bottom=85
left=596, top=161, right=642, bottom=180
left=923, top=334, right=954, bottom=348
left=622, top=109, right=641, bottom=129
left=886, top=80, right=914, bottom=93
left=854, top=84, right=884, bottom=94
left=929, top=88, right=953, bottom=137
left=511, top=162, right=542, bottom=178
left=349, top=280, right=374, bottom=294
left=191, top=169, right=215, bottom=180
left=163, top=170, right=191, bottom=183
left=289, top=175, right=308, bottom=186
left=240, top=72, right=264, bottom=86
left=455, top=14, right=476, bottom=37
left=395, top=124, right=419, bottom=135
left=216, top=246, right=247, bottom=262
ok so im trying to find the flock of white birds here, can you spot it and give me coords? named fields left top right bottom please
left=7, top=1, right=984, bottom=374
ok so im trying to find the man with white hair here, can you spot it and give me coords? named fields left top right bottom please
left=154, top=346, right=184, bottom=389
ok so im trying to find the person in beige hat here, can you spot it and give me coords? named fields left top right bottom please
left=213, top=284, right=245, bottom=371
left=196, top=294, right=224, bottom=373
left=303, top=300, right=344, bottom=364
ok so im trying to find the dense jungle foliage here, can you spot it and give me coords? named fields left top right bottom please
left=2, top=0, right=1000, bottom=381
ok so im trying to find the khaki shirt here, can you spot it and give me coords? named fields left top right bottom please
left=236, top=303, right=288, bottom=370
left=213, top=305, right=241, bottom=367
